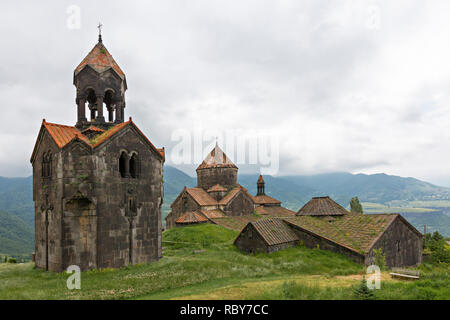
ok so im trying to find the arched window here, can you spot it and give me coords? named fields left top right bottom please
left=119, top=152, right=127, bottom=178
left=42, top=151, right=52, bottom=178
left=129, top=153, right=139, bottom=178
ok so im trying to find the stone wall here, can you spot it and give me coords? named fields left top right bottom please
left=33, top=125, right=163, bottom=272
left=223, top=191, right=254, bottom=217
left=166, top=191, right=200, bottom=229
left=196, top=167, right=238, bottom=190
left=367, top=216, right=422, bottom=268
left=234, top=224, right=298, bottom=253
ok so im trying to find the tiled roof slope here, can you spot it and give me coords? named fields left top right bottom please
left=186, top=188, right=218, bottom=206
left=219, top=185, right=253, bottom=205
left=253, top=194, right=281, bottom=205
left=197, top=144, right=237, bottom=170
left=284, top=214, right=398, bottom=254
left=248, top=219, right=299, bottom=246
left=32, top=119, right=164, bottom=162
left=255, top=205, right=295, bottom=217
left=176, top=211, right=208, bottom=224
left=200, top=209, right=225, bottom=219
left=43, top=121, right=90, bottom=147
left=75, top=42, right=125, bottom=79
left=297, top=196, right=349, bottom=216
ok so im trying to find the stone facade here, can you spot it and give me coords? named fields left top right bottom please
left=31, top=36, right=164, bottom=272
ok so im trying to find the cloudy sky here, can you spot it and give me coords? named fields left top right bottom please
left=1, top=1, right=450, bottom=186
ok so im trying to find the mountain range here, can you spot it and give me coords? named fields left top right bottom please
left=1, top=166, right=450, bottom=257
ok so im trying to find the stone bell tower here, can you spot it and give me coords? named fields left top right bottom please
left=74, top=31, right=127, bottom=129
left=31, top=30, right=165, bottom=272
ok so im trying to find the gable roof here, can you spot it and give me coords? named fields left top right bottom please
left=43, top=120, right=90, bottom=148
left=197, top=144, right=237, bottom=170
left=242, top=219, right=299, bottom=246
left=185, top=187, right=218, bottom=206
left=31, top=119, right=164, bottom=163
left=200, top=209, right=225, bottom=219
left=218, top=185, right=254, bottom=205
left=74, top=42, right=125, bottom=80
left=284, top=214, right=399, bottom=254
left=175, top=211, right=208, bottom=224
left=253, top=194, right=281, bottom=205
left=297, top=196, right=349, bottom=216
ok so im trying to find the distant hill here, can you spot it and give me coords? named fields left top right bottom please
left=1, top=165, right=450, bottom=257
left=0, top=210, right=33, bottom=257
left=0, top=176, right=34, bottom=226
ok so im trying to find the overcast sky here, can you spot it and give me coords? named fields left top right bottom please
left=1, top=1, right=450, bottom=186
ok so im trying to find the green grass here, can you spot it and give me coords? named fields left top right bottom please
left=248, top=264, right=450, bottom=300
left=362, top=202, right=438, bottom=213
left=0, top=224, right=448, bottom=300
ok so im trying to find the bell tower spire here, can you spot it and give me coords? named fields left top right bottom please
left=74, top=26, right=127, bottom=129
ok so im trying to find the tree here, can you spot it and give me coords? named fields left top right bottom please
left=350, top=197, right=363, bottom=214
left=353, top=276, right=375, bottom=300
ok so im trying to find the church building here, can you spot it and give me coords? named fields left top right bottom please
left=30, top=33, right=165, bottom=272
left=165, top=144, right=294, bottom=229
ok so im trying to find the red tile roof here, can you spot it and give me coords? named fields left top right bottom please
left=175, top=211, right=208, bottom=224
left=32, top=119, right=164, bottom=161
left=81, top=126, right=105, bottom=133
left=75, top=42, right=125, bottom=79
left=253, top=194, right=281, bottom=205
left=186, top=188, right=218, bottom=206
left=200, top=209, right=225, bottom=219
left=90, top=120, right=130, bottom=147
left=43, top=120, right=90, bottom=148
left=297, top=196, right=349, bottom=216
left=197, top=144, right=237, bottom=170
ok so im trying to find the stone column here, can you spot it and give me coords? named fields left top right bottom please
left=95, top=94, right=105, bottom=122
left=115, top=101, right=125, bottom=123
left=76, top=97, right=87, bottom=125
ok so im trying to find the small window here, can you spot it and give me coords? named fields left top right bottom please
left=248, top=229, right=253, bottom=239
left=396, top=240, right=401, bottom=252
left=119, top=152, right=127, bottom=178
left=129, top=153, right=139, bottom=178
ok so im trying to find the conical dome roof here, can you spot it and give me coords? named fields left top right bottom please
left=74, top=41, right=125, bottom=80
left=196, top=144, right=237, bottom=170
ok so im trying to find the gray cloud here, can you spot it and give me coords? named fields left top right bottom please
left=0, top=1, right=450, bottom=187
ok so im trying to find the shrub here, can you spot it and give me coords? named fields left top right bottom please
left=353, top=276, right=375, bottom=300
left=8, top=258, right=17, bottom=264
left=373, top=248, right=386, bottom=270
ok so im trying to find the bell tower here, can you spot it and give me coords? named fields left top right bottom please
left=73, top=26, right=127, bottom=129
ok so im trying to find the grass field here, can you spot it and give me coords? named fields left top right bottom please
left=0, top=224, right=448, bottom=300
left=362, top=202, right=438, bottom=213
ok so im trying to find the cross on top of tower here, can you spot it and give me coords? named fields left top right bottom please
left=97, top=22, right=103, bottom=43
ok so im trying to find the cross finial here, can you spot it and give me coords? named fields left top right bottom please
left=215, top=136, right=218, bottom=147
left=97, top=22, right=103, bottom=43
